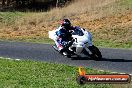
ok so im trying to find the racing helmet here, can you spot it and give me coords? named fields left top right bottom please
left=61, top=19, right=71, bottom=30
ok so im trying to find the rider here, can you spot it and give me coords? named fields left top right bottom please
left=55, top=19, right=75, bottom=53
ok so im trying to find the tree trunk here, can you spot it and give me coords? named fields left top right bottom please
left=56, top=0, right=59, bottom=7
left=7, top=0, right=11, bottom=6
left=2, top=0, right=6, bottom=6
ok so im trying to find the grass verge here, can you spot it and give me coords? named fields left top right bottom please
left=0, top=37, right=131, bottom=49
left=0, top=12, right=25, bottom=25
left=0, top=57, right=112, bottom=88
left=93, top=40, right=132, bottom=49
left=0, top=0, right=131, bottom=49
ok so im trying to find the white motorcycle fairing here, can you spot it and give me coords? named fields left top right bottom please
left=71, top=28, right=93, bottom=54
left=49, top=27, right=102, bottom=60
left=49, top=27, right=93, bottom=55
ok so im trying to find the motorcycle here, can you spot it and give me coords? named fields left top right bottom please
left=48, top=27, right=102, bottom=60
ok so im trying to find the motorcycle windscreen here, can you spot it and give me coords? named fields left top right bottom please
left=49, top=30, right=58, bottom=41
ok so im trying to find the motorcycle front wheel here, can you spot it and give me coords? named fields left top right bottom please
left=89, top=45, right=102, bottom=60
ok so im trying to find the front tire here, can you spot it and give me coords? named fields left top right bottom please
left=89, top=45, right=102, bottom=60
left=67, top=54, right=71, bottom=58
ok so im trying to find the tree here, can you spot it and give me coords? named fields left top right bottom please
left=2, top=0, right=6, bottom=6
left=56, top=0, right=66, bottom=7
left=7, top=0, right=11, bottom=6
left=56, top=0, right=59, bottom=7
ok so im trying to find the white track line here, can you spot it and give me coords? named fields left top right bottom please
left=15, top=59, right=21, bottom=61
left=111, top=72, right=118, bottom=74
left=0, top=57, right=21, bottom=61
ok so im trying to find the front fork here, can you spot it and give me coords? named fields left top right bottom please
left=84, top=44, right=93, bottom=55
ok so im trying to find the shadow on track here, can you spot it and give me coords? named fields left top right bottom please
left=71, top=57, right=132, bottom=62
left=100, top=58, right=132, bottom=62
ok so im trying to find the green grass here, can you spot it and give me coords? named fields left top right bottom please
left=0, top=11, right=35, bottom=26
left=0, top=12, right=26, bottom=25
left=0, top=0, right=131, bottom=49
left=119, top=0, right=132, bottom=8
left=0, top=57, right=112, bottom=88
left=24, top=39, right=132, bottom=49
left=123, top=0, right=132, bottom=5
left=93, top=40, right=132, bottom=49
left=0, top=37, right=131, bottom=49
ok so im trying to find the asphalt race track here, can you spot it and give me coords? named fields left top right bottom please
left=0, top=41, right=132, bottom=74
